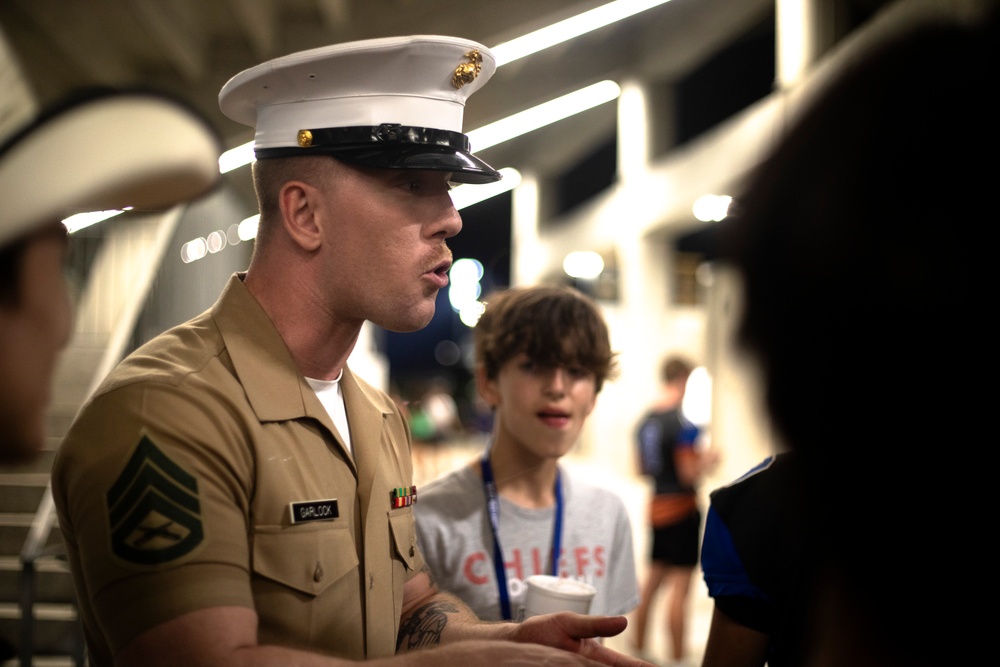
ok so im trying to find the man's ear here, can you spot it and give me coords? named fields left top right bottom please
left=278, top=180, right=323, bottom=252
left=475, top=365, right=500, bottom=409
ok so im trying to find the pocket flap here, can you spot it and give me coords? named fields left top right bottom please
left=253, top=525, right=358, bottom=596
left=389, top=511, right=417, bottom=571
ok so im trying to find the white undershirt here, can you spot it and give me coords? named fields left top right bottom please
left=306, top=371, right=352, bottom=458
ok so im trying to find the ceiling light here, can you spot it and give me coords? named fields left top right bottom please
left=563, top=250, right=605, bottom=279
left=219, top=142, right=255, bottom=174
left=692, top=194, right=733, bottom=222
left=467, top=80, right=621, bottom=151
left=62, top=209, right=126, bottom=233
left=450, top=168, right=522, bottom=210
left=492, top=0, right=674, bottom=66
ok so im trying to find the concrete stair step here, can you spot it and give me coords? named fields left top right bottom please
left=0, top=524, right=62, bottom=558
left=0, top=557, right=75, bottom=605
left=0, top=603, right=83, bottom=664
left=0, top=476, right=51, bottom=515
left=0, top=451, right=56, bottom=474
left=0, top=603, right=76, bottom=622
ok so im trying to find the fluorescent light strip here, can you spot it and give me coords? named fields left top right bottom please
left=451, top=168, right=522, bottom=210
left=62, top=209, right=126, bottom=233
left=468, top=80, right=620, bottom=151
left=491, top=0, right=673, bottom=66
left=219, top=143, right=255, bottom=174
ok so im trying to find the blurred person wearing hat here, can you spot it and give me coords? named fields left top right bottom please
left=0, top=88, right=220, bottom=466
left=51, top=37, right=653, bottom=667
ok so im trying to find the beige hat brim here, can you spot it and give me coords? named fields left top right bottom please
left=0, top=90, right=222, bottom=247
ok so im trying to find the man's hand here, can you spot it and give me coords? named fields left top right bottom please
left=511, top=613, right=657, bottom=667
left=398, top=574, right=655, bottom=666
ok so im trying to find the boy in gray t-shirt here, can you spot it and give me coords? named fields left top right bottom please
left=415, top=285, right=639, bottom=622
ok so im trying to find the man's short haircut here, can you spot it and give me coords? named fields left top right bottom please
left=474, top=284, right=617, bottom=391
left=251, top=155, right=337, bottom=247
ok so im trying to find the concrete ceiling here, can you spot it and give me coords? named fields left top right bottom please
left=0, top=0, right=776, bottom=187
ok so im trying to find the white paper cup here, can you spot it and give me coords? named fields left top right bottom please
left=521, top=575, right=596, bottom=619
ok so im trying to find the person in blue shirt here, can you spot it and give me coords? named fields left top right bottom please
left=631, top=356, right=717, bottom=667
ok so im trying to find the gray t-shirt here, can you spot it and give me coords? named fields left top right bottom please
left=414, top=462, right=639, bottom=621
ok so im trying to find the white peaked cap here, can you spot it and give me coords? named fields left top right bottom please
left=0, top=90, right=222, bottom=247
left=218, top=35, right=500, bottom=184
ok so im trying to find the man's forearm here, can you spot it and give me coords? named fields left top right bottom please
left=396, top=590, right=515, bottom=653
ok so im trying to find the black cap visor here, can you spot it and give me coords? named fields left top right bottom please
left=254, top=124, right=501, bottom=184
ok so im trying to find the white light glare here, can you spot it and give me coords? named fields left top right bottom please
left=450, top=168, right=522, bottom=210
left=180, top=237, right=208, bottom=264
left=692, top=194, right=733, bottom=222
left=491, top=0, right=674, bottom=66
left=238, top=214, right=260, bottom=241
left=62, top=209, right=126, bottom=233
left=459, top=301, right=487, bottom=328
left=226, top=223, right=242, bottom=246
left=682, top=366, right=713, bottom=427
left=563, top=251, right=605, bottom=279
left=468, top=80, right=621, bottom=152
left=206, top=230, right=227, bottom=253
left=448, top=258, right=484, bottom=313
left=219, top=142, right=256, bottom=174
left=450, top=258, right=488, bottom=327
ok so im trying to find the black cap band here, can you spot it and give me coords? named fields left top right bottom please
left=254, top=123, right=501, bottom=184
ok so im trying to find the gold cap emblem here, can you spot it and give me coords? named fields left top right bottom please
left=452, top=50, right=483, bottom=89
left=297, top=129, right=313, bottom=147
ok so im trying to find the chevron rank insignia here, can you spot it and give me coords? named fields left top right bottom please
left=106, top=435, right=204, bottom=566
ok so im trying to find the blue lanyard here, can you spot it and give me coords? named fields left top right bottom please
left=479, top=448, right=564, bottom=621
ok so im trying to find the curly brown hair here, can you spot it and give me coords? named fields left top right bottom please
left=474, top=284, right=618, bottom=392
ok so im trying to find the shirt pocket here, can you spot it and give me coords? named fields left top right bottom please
left=388, top=509, right=417, bottom=571
left=252, top=523, right=358, bottom=596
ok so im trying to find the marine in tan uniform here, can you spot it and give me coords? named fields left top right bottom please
left=54, top=274, right=418, bottom=663
left=51, top=36, right=655, bottom=667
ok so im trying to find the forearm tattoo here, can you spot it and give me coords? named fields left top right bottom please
left=396, top=599, right=461, bottom=651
